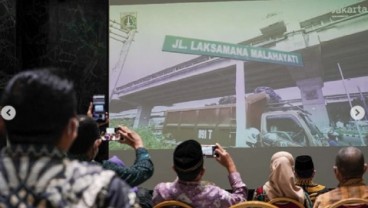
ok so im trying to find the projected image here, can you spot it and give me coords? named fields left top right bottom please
left=109, top=0, right=368, bottom=149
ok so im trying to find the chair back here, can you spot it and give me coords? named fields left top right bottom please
left=153, top=200, right=192, bottom=208
left=269, top=197, right=304, bottom=208
left=328, top=198, right=368, bottom=208
left=230, top=201, right=278, bottom=208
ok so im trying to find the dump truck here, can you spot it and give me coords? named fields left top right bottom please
left=162, top=92, right=328, bottom=147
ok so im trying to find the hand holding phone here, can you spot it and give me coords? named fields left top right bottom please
left=213, top=143, right=237, bottom=173
left=115, top=126, right=144, bottom=149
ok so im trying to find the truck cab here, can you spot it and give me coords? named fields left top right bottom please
left=246, top=92, right=327, bottom=147
left=259, top=110, right=327, bottom=147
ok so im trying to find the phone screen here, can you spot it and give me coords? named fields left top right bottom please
left=102, top=127, right=121, bottom=141
left=92, top=95, right=105, bottom=122
left=94, top=104, right=104, bottom=113
left=201, top=145, right=217, bottom=157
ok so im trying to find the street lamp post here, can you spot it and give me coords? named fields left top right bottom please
left=337, top=63, right=365, bottom=146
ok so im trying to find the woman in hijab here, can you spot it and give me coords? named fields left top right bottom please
left=253, top=151, right=313, bottom=208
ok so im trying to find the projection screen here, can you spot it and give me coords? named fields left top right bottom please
left=108, top=0, right=368, bottom=189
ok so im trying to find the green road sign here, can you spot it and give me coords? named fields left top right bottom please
left=162, top=35, right=304, bottom=67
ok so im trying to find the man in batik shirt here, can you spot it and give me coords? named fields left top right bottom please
left=0, top=69, right=138, bottom=207
left=313, top=147, right=368, bottom=208
left=294, top=155, right=329, bottom=204
left=152, top=139, right=247, bottom=208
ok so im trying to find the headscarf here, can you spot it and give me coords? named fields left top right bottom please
left=263, top=151, right=305, bottom=204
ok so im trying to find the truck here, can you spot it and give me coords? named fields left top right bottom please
left=162, top=92, right=328, bottom=147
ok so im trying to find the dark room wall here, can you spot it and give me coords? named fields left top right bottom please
left=0, top=0, right=19, bottom=85
left=0, top=0, right=17, bottom=148
left=0, top=0, right=108, bottom=153
left=1, top=0, right=108, bottom=113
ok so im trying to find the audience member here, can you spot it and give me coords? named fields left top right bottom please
left=152, top=139, right=247, bottom=208
left=0, top=69, right=138, bottom=207
left=313, top=146, right=368, bottom=208
left=253, top=151, right=313, bottom=208
left=68, top=115, right=154, bottom=187
left=68, top=115, right=102, bottom=162
left=68, top=115, right=154, bottom=208
left=294, top=155, right=329, bottom=204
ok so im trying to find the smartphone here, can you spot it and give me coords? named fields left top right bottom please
left=102, top=127, right=121, bottom=141
left=201, top=145, right=218, bottom=158
left=92, top=95, right=106, bottom=122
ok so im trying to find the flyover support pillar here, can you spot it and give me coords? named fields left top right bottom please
left=235, top=61, right=248, bottom=147
left=288, top=46, right=330, bottom=132
left=296, top=77, right=330, bottom=130
left=133, top=105, right=153, bottom=128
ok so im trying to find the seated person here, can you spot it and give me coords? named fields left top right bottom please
left=68, top=113, right=154, bottom=187
left=68, top=115, right=154, bottom=207
left=0, top=69, right=137, bottom=207
left=294, top=155, right=328, bottom=204
left=313, top=146, right=368, bottom=208
left=152, top=139, right=247, bottom=208
left=253, top=151, right=312, bottom=208
left=68, top=115, right=102, bottom=162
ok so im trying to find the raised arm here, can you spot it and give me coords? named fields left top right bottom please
left=102, top=126, right=154, bottom=187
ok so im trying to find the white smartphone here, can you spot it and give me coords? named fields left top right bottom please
left=102, top=127, right=121, bottom=141
left=201, top=145, right=218, bottom=158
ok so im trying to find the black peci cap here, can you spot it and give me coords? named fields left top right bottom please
left=295, top=155, right=314, bottom=178
left=173, top=140, right=204, bottom=181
